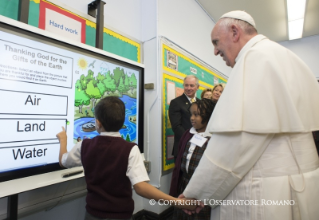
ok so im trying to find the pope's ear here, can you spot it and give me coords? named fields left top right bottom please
left=231, top=24, right=240, bottom=42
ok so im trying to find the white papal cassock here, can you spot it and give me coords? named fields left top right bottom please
left=183, top=35, right=319, bottom=220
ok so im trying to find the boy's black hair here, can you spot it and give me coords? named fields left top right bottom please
left=191, top=98, right=216, bottom=125
left=95, top=96, right=125, bottom=131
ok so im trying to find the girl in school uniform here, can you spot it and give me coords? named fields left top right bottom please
left=170, top=98, right=216, bottom=220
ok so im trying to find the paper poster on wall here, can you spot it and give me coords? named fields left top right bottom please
left=214, top=76, right=219, bottom=85
left=166, top=135, right=174, bottom=161
left=0, top=24, right=143, bottom=182
left=167, top=51, right=178, bottom=71
left=166, top=81, right=175, bottom=105
left=39, top=0, right=86, bottom=43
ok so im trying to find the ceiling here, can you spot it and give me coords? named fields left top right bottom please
left=196, top=0, right=319, bottom=42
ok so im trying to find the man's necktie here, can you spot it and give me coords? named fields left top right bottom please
left=191, top=98, right=195, bottom=103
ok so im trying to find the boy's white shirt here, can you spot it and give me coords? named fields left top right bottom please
left=61, top=131, right=150, bottom=185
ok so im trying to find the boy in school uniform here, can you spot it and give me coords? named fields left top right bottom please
left=56, top=96, right=199, bottom=220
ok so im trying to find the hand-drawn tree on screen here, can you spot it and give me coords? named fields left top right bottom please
left=75, top=84, right=90, bottom=114
left=86, top=80, right=101, bottom=108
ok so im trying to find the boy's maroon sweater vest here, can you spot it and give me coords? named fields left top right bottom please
left=81, top=135, right=136, bottom=219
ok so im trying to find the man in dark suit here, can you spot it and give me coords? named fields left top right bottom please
left=169, top=75, right=199, bottom=161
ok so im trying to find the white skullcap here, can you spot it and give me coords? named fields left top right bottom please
left=220, top=10, right=256, bottom=29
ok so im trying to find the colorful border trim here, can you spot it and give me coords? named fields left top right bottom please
left=86, top=21, right=140, bottom=62
left=104, top=28, right=140, bottom=63
left=80, top=13, right=141, bottom=62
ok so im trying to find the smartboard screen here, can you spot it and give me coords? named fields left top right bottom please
left=0, top=22, right=144, bottom=182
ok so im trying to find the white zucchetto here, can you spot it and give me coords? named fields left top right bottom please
left=220, top=10, right=256, bottom=29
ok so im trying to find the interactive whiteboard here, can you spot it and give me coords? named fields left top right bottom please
left=0, top=22, right=144, bottom=182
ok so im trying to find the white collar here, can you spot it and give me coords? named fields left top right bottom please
left=189, top=127, right=210, bottom=138
left=235, top=34, right=267, bottom=63
left=100, top=131, right=121, bottom=137
left=184, top=93, right=196, bottom=102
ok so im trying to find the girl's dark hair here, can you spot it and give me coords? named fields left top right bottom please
left=191, top=98, right=216, bottom=124
left=95, top=96, right=125, bottom=131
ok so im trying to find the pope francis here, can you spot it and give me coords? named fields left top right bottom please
left=182, top=11, right=319, bottom=220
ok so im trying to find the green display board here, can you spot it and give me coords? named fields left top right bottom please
left=0, top=0, right=19, bottom=20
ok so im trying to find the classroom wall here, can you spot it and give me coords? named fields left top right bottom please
left=279, top=35, right=319, bottom=78
left=158, top=0, right=232, bottom=77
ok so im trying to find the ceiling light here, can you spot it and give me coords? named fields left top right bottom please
left=288, top=19, right=304, bottom=40
left=287, top=0, right=307, bottom=40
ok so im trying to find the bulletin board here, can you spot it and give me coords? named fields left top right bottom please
left=162, top=74, right=205, bottom=171
left=162, top=41, right=227, bottom=173
left=0, top=0, right=141, bottom=63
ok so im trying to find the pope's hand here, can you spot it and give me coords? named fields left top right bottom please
left=178, top=194, right=204, bottom=215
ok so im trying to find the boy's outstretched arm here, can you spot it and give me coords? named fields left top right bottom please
left=133, top=181, right=201, bottom=211
left=56, top=126, right=67, bottom=167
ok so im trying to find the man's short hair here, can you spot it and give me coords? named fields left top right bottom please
left=95, top=96, right=125, bottom=132
left=183, top=75, right=199, bottom=86
left=219, top=18, right=257, bottom=35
